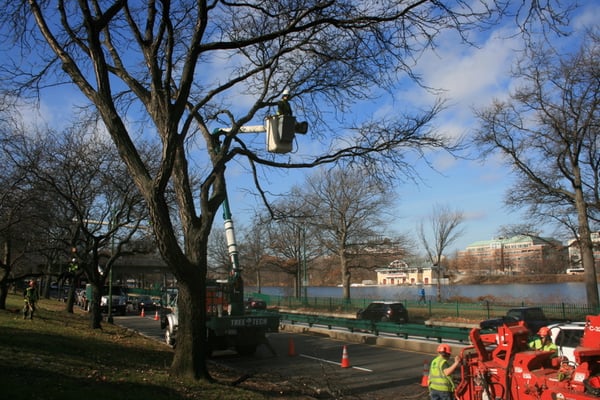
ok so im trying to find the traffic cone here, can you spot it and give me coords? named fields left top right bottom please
left=288, top=337, right=297, bottom=357
left=340, top=345, right=351, bottom=368
left=140, top=307, right=145, bottom=317
left=154, top=310, right=159, bottom=321
left=420, top=359, right=430, bottom=387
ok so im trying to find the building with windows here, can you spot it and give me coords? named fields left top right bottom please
left=566, top=232, right=600, bottom=270
left=375, top=260, right=435, bottom=285
left=456, top=235, right=565, bottom=275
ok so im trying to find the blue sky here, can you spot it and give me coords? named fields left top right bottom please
left=224, top=2, right=600, bottom=255
left=12, top=2, right=599, bottom=256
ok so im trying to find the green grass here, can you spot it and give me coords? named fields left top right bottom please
left=0, top=293, right=266, bottom=400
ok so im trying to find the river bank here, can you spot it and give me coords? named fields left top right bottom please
left=454, top=273, right=586, bottom=285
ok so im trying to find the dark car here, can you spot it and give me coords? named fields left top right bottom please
left=480, top=306, right=550, bottom=333
left=245, top=297, right=267, bottom=310
left=135, top=295, right=157, bottom=312
left=356, top=301, right=409, bottom=323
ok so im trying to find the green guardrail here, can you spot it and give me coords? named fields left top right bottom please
left=278, top=312, right=471, bottom=343
left=250, top=292, right=599, bottom=322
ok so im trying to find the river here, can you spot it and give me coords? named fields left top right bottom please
left=250, top=281, right=598, bottom=304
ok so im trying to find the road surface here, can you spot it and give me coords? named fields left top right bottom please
left=115, top=314, right=434, bottom=399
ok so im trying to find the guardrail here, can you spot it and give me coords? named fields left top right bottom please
left=276, top=311, right=471, bottom=343
left=250, top=292, right=599, bottom=322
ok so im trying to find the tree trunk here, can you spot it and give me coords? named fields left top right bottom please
left=169, top=276, right=211, bottom=380
left=340, top=253, right=351, bottom=300
left=573, top=169, right=599, bottom=308
left=0, top=281, right=8, bottom=310
left=89, top=281, right=103, bottom=329
left=575, top=202, right=599, bottom=307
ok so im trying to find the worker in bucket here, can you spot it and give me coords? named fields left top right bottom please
left=428, top=343, right=461, bottom=400
left=528, top=326, right=558, bottom=355
left=277, top=89, right=293, bottom=116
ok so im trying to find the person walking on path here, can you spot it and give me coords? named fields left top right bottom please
left=428, top=343, right=461, bottom=400
left=418, top=287, right=426, bottom=304
left=23, top=280, right=39, bottom=320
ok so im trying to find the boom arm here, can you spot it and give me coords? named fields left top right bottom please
left=222, top=191, right=244, bottom=316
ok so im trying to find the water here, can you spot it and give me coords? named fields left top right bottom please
left=250, top=282, right=596, bottom=304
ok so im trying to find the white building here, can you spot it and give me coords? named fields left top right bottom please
left=375, top=260, right=434, bottom=285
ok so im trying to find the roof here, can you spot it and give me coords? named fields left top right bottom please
left=465, top=235, right=561, bottom=249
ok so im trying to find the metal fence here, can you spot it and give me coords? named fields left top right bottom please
left=249, top=292, right=600, bottom=322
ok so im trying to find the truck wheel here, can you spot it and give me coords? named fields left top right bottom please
left=165, top=329, right=176, bottom=347
left=235, top=345, right=257, bottom=356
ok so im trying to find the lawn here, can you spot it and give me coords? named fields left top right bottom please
left=0, top=293, right=270, bottom=400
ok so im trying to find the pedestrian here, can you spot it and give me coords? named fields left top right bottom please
left=428, top=343, right=461, bottom=400
left=418, top=287, right=426, bottom=304
left=528, top=326, right=558, bottom=355
left=277, top=89, right=293, bottom=116
left=23, top=280, right=39, bottom=320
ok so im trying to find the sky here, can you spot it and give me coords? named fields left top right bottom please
left=222, top=2, right=600, bottom=255
left=10, top=2, right=600, bottom=257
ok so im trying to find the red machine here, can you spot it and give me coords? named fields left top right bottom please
left=455, top=315, right=600, bottom=399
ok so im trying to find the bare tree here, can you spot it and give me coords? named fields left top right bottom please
left=239, top=216, right=270, bottom=293
left=418, top=203, right=465, bottom=302
left=0, top=0, right=574, bottom=381
left=2, top=121, right=149, bottom=327
left=303, top=167, right=393, bottom=299
left=473, top=30, right=600, bottom=307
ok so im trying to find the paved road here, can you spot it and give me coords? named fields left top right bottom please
left=114, top=314, right=433, bottom=399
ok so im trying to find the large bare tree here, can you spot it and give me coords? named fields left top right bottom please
left=303, top=167, right=394, bottom=299
left=473, top=30, right=600, bottom=307
left=418, top=203, right=465, bottom=302
left=0, top=0, right=574, bottom=380
left=2, top=120, right=149, bottom=326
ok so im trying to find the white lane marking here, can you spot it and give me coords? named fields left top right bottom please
left=299, top=354, right=373, bottom=372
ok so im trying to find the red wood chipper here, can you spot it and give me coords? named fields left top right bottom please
left=455, top=315, right=600, bottom=399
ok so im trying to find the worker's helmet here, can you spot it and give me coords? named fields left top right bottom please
left=282, top=89, right=290, bottom=97
left=437, top=344, right=452, bottom=355
left=538, top=327, right=550, bottom=337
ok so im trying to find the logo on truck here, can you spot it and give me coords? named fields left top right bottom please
left=230, top=318, right=268, bottom=327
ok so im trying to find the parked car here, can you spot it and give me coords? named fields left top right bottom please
left=356, top=301, right=408, bottom=323
left=480, top=307, right=550, bottom=334
left=245, top=297, right=267, bottom=310
left=548, top=322, right=585, bottom=363
left=135, top=295, right=158, bottom=312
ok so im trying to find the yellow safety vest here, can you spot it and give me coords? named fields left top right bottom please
left=528, top=337, right=557, bottom=355
left=429, top=355, right=454, bottom=392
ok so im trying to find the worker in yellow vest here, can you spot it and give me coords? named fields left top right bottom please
left=528, top=326, right=558, bottom=355
left=428, top=343, right=461, bottom=400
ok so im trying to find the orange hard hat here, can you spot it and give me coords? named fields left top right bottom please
left=538, top=327, right=550, bottom=337
left=437, top=344, right=452, bottom=355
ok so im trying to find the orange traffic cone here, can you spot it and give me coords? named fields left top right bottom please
left=340, top=345, right=351, bottom=368
left=140, top=308, right=145, bottom=317
left=154, top=310, right=160, bottom=321
left=288, top=337, right=297, bottom=357
left=420, top=359, right=430, bottom=387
